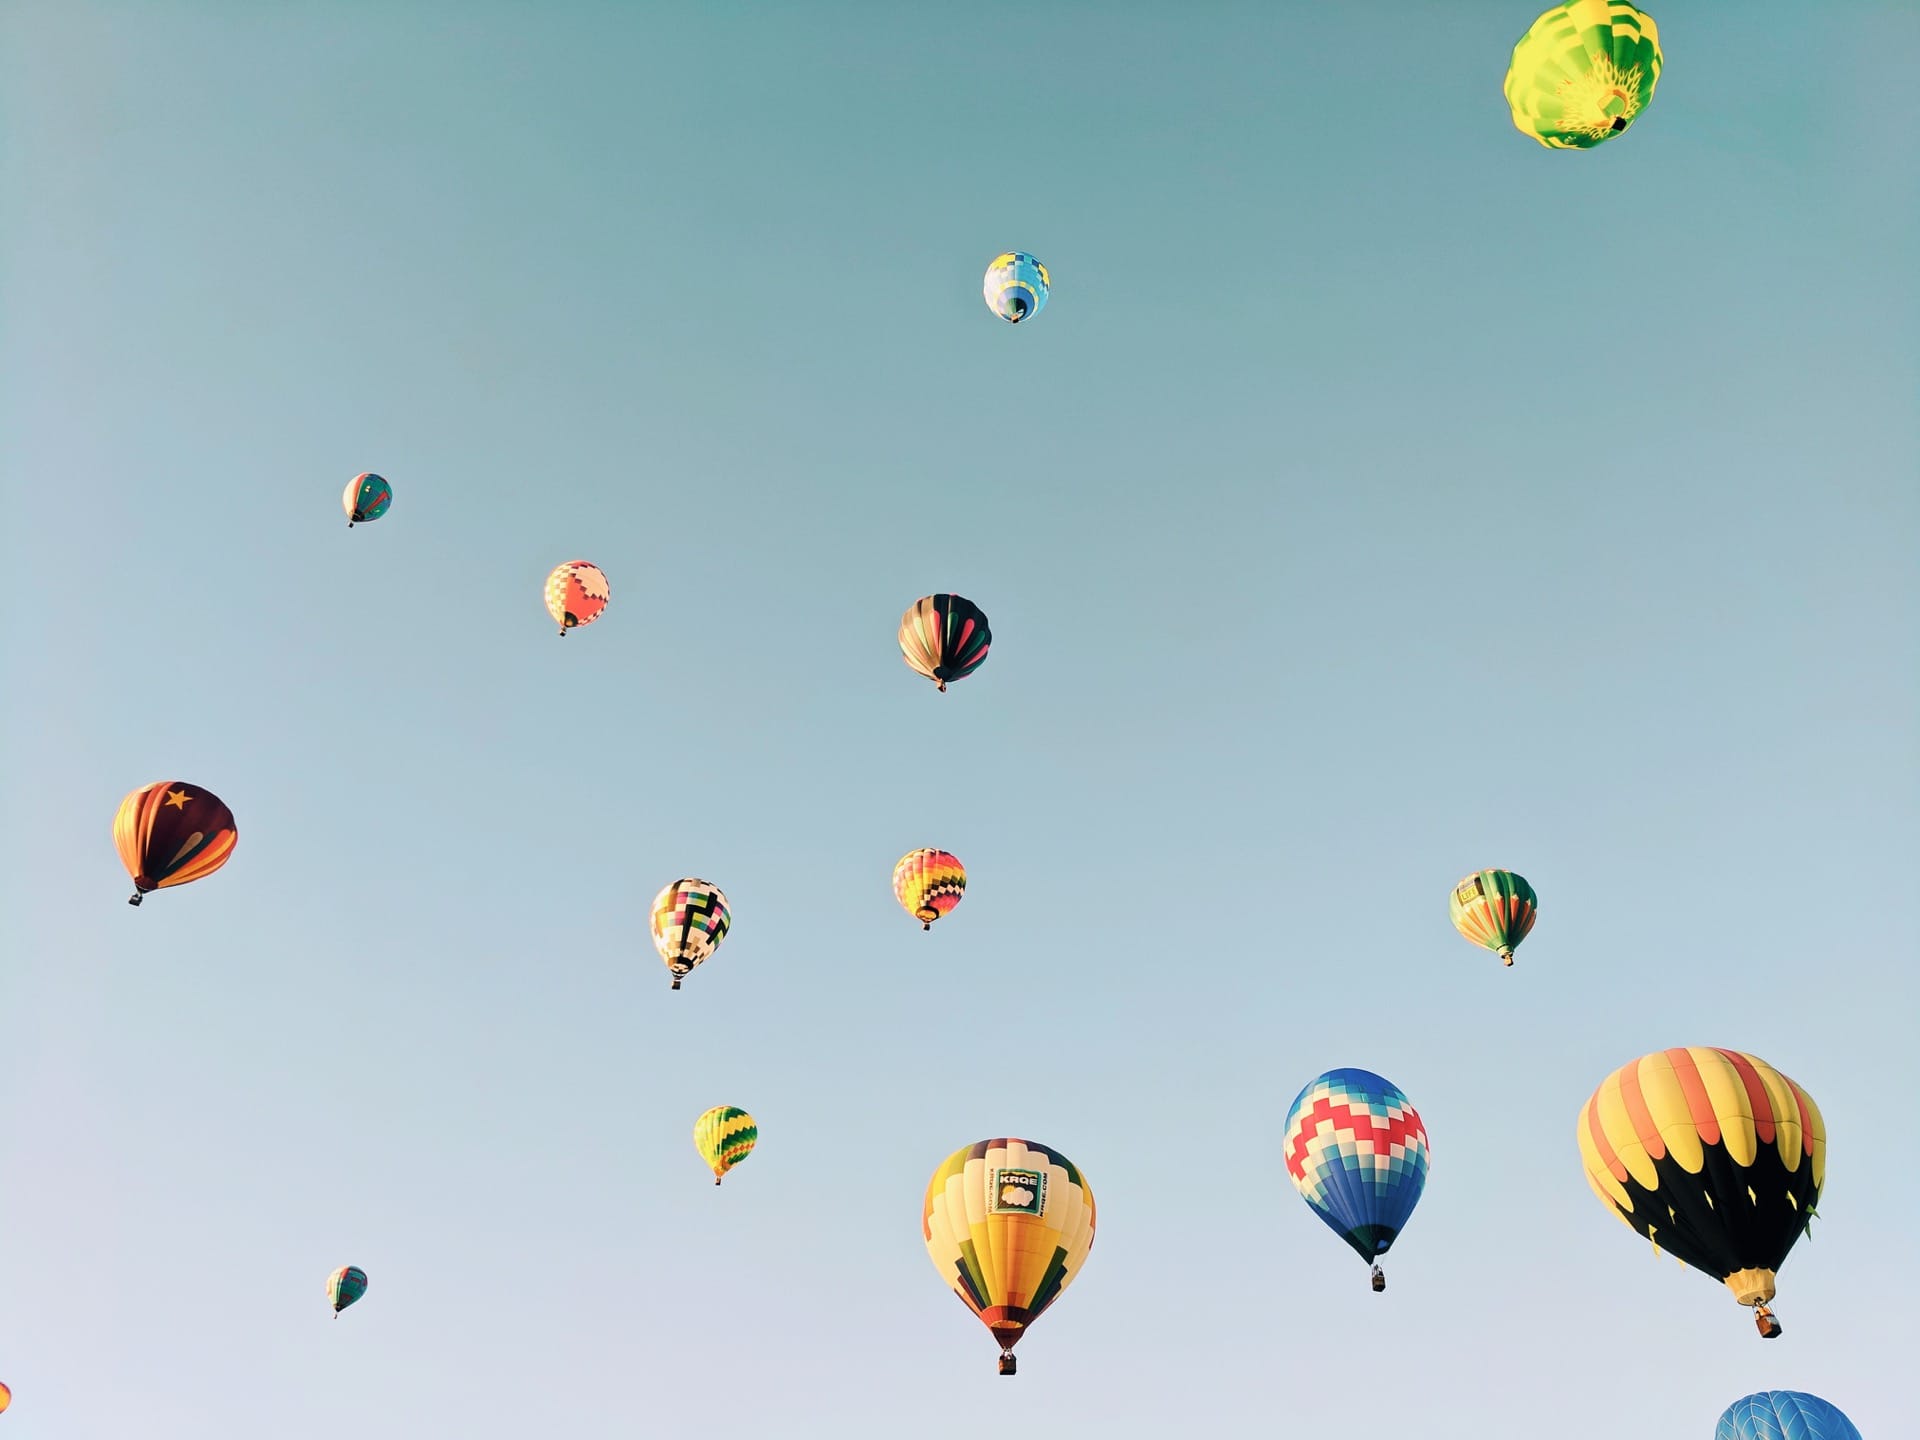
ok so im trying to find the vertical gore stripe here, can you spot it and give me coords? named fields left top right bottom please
left=1618, top=1056, right=1666, bottom=1160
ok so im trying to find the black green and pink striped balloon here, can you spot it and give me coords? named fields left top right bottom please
left=1504, top=2, right=1662, bottom=150
left=898, top=594, right=991, bottom=693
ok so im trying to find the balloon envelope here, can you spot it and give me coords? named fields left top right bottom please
left=1449, top=868, right=1538, bottom=964
left=893, top=848, right=965, bottom=929
left=693, top=1105, right=757, bottom=1183
left=651, top=878, right=731, bottom=989
left=983, top=251, right=1049, bottom=323
left=545, top=560, right=610, bottom=635
left=326, top=1265, right=368, bottom=1314
left=1283, top=1068, right=1430, bottom=1263
left=923, top=1137, right=1095, bottom=1366
left=898, top=594, right=991, bottom=692
left=113, top=781, right=238, bottom=904
left=1578, top=1048, right=1824, bottom=1309
left=1504, top=1, right=1662, bottom=149
left=342, top=472, right=392, bottom=525
left=1716, top=1390, right=1861, bottom=1440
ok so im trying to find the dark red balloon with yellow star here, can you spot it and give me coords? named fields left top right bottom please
left=113, top=781, right=238, bottom=906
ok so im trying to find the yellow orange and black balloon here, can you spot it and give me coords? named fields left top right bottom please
left=113, top=781, right=238, bottom=907
left=1578, top=1047, right=1824, bottom=1337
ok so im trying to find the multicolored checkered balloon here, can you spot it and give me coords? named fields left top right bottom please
left=1283, top=1068, right=1429, bottom=1275
left=545, top=560, right=610, bottom=636
left=893, top=848, right=966, bottom=931
left=650, top=878, right=731, bottom=991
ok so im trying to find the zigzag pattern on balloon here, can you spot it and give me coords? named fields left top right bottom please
left=1283, top=1069, right=1429, bottom=1262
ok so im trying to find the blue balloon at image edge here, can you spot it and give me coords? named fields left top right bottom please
left=1715, top=1390, right=1862, bottom=1440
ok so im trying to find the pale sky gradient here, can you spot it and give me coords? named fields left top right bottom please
left=2, top=3, right=1915, bottom=1436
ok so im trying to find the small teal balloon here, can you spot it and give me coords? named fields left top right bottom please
left=326, top=1264, right=369, bottom=1316
left=1716, top=1390, right=1861, bottom=1440
left=983, top=251, right=1049, bottom=324
left=343, top=473, right=392, bottom=528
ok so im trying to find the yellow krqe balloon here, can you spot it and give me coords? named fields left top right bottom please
left=922, top=1137, right=1095, bottom=1376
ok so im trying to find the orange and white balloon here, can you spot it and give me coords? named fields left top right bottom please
left=545, top=561, right=610, bottom=636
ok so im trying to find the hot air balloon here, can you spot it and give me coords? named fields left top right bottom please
left=545, top=560, right=609, bottom=636
left=342, top=472, right=392, bottom=527
left=651, top=878, right=730, bottom=991
left=694, top=1105, right=757, bottom=1185
left=1504, top=1, right=1662, bottom=149
left=898, top=594, right=991, bottom=693
left=113, top=781, right=238, bottom=906
left=1578, top=1048, right=1824, bottom=1338
left=0, top=1380, right=10, bottom=1414
left=983, top=251, right=1049, bottom=324
left=1283, top=1068, right=1430, bottom=1293
left=1716, top=1391, right=1861, bottom=1440
left=1449, top=868, right=1538, bottom=966
left=893, top=848, right=965, bottom=931
left=326, top=1265, right=368, bottom=1317
left=923, top=1137, right=1095, bottom=1376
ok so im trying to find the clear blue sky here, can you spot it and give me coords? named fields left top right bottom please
left=2, top=3, right=1914, bottom=1435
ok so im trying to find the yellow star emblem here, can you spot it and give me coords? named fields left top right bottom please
left=163, top=789, right=192, bottom=809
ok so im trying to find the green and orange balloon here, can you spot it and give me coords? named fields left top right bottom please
left=1449, top=869, right=1537, bottom=966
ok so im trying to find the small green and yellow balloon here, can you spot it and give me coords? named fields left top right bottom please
left=694, top=1105, right=757, bottom=1185
left=326, top=1264, right=368, bottom=1318
left=1504, top=2, right=1661, bottom=149
left=1449, top=868, right=1538, bottom=966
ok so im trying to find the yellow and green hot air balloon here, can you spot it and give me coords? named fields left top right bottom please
left=922, top=1137, right=1095, bottom=1376
left=1578, top=1048, right=1825, bottom=1338
left=694, top=1105, right=757, bottom=1185
left=1449, top=868, right=1538, bottom=966
left=1505, top=2, right=1662, bottom=149
left=893, top=848, right=965, bottom=931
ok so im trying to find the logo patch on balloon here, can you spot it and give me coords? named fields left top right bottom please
left=989, top=1167, right=1046, bottom=1215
